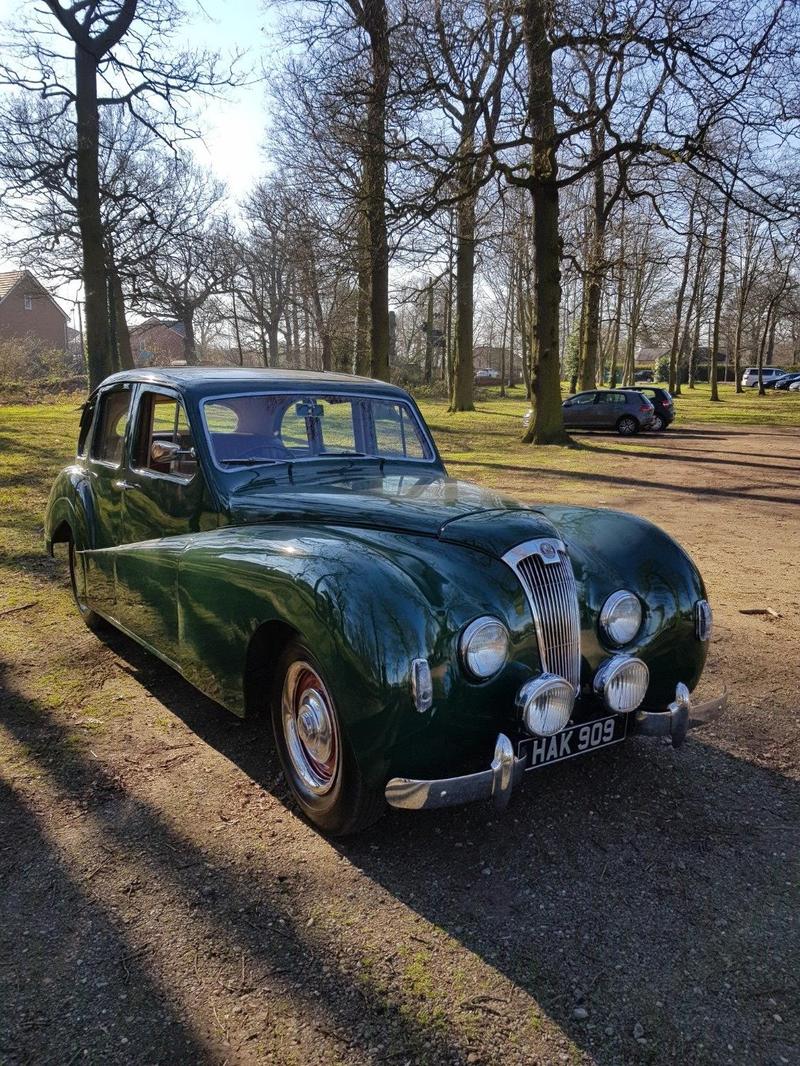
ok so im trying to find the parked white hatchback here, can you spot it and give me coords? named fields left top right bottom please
left=741, top=366, right=788, bottom=388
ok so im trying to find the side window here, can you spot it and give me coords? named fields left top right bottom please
left=133, top=391, right=197, bottom=481
left=606, top=393, right=626, bottom=405
left=91, top=387, right=131, bottom=465
left=373, top=401, right=428, bottom=459
left=572, top=393, right=596, bottom=406
left=77, top=397, right=97, bottom=457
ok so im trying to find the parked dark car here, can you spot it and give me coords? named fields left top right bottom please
left=633, top=386, right=675, bottom=431
left=45, top=368, right=723, bottom=835
left=634, top=369, right=654, bottom=382
left=556, top=389, right=656, bottom=435
left=774, top=372, right=800, bottom=390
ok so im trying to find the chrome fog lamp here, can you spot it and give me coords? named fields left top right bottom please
left=516, top=674, right=575, bottom=737
left=594, top=655, right=649, bottom=713
left=599, top=590, right=643, bottom=647
left=695, top=599, right=713, bottom=641
left=459, top=617, right=509, bottom=680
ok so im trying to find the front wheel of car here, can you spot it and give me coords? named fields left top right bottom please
left=616, top=416, right=639, bottom=436
left=68, top=539, right=106, bottom=631
left=271, top=641, right=385, bottom=836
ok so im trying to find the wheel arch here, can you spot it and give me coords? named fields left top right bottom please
left=243, top=618, right=301, bottom=720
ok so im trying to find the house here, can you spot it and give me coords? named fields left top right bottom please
left=129, top=318, right=186, bottom=365
left=0, top=270, right=69, bottom=350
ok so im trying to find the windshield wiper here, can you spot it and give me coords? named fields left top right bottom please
left=219, top=457, right=286, bottom=466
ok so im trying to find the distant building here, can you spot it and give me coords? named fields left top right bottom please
left=129, top=318, right=186, bottom=365
left=0, top=270, right=69, bottom=350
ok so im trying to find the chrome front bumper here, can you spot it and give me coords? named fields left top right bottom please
left=384, top=684, right=727, bottom=812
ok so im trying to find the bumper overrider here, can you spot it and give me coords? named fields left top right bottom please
left=384, top=682, right=727, bottom=812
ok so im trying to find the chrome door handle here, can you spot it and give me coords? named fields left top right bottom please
left=113, top=479, right=135, bottom=490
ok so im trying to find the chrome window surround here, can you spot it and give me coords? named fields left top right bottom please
left=198, top=389, right=439, bottom=474
left=502, top=538, right=582, bottom=692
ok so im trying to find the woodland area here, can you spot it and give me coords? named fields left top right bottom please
left=1, top=1, right=800, bottom=440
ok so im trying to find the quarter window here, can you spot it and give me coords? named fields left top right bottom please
left=91, top=387, right=131, bottom=465
left=373, top=401, right=426, bottom=458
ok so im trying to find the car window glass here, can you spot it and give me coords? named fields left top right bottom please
left=133, top=391, right=197, bottom=481
left=91, top=387, right=131, bottom=464
left=606, top=393, right=626, bottom=405
left=77, top=397, right=97, bottom=457
left=373, top=401, right=426, bottom=458
left=572, top=393, right=596, bottom=405
left=203, top=392, right=433, bottom=465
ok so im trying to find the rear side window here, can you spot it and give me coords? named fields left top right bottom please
left=91, top=387, right=131, bottom=465
left=77, top=397, right=97, bottom=457
left=605, top=393, right=626, bottom=405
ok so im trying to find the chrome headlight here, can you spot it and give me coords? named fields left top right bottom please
left=695, top=599, right=713, bottom=641
left=599, top=590, right=643, bottom=647
left=459, top=617, right=509, bottom=680
left=594, top=655, right=649, bottom=713
left=516, top=674, right=575, bottom=736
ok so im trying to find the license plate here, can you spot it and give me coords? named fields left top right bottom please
left=517, top=714, right=627, bottom=770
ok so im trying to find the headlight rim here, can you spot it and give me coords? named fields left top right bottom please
left=593, top=654, right=650, bottom=714
left=599, top=589, right=644, bottom=648
left=695, top=599, right=713, bottom=641
left=516, top=672, right=575, bottom=737
left=459, top=615, right=510, bottom=681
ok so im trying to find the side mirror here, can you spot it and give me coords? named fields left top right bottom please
left=151, top=440, right=184, bottom=464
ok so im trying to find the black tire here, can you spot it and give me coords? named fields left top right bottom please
left=68, top=539, right=106, bottom=631
left=271, top=640, right=385, bottom=836
left=651, top=414, right=665, bottom=432
left=616, top=415, right=639, bottom=436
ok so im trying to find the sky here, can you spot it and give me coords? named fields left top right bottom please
left=0, top=0, right=273, bottom=311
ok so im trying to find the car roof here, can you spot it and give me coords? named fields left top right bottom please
left=92, top=366, right=413, bottom=402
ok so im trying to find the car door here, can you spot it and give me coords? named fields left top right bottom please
left=594, top=391, right=626, bottom=427
left=114, top=385, right=211, bottom=656
left=81, top=382, right=135, bottom=616
left=562, top=392, right=598, bottom=427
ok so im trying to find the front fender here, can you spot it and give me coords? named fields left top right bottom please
left=540, top=505, right=709, bottom=708
left=175, top=524, right=540, bottom=788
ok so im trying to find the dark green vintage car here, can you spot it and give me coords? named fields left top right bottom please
left=45, top=368, right=725, bottom=834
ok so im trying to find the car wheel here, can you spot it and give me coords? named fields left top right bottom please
left=271, top=641, right=385, bottom=835
left=616, top=416, right=639, bottom=436
left=68, top=539, right=106, bottom=631
left=651, top=414, right=665, bottom=432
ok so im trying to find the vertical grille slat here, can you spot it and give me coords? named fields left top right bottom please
left=502, top=539, right=581, bottom=690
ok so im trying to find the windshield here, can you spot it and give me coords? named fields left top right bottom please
left=202, top=391, right=435, bottom=467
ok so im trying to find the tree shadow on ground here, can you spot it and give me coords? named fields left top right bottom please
left=23, top=625, right=798, bottom=1066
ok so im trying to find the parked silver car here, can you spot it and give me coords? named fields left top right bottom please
left=741, top=366, right=786, bottom=388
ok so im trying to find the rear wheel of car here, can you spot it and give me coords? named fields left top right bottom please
left=616, top=415, right=639, bottom=436
left=68, top=539, right=106, bottom=631
left=651, top=414, right=665, bottom=432
left=271, top=641, right=384, bottom=836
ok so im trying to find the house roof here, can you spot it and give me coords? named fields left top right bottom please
left=130, top=317, right=186, bottom=338
left=0, top=269, right=69, bottom=318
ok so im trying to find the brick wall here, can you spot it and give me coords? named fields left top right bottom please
left=130, top=323, right=185, bottom=363
left=0, top=284, right=68, bottom=350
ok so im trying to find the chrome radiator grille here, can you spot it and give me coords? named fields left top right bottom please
left=502, top=539, right=582, bottom=690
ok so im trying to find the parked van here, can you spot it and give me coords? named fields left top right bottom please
left=741, top=366, right=786, bottom=388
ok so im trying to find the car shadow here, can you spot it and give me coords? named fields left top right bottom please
left=48, top=625, right=800, bottom=1065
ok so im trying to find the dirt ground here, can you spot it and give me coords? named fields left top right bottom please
left=1, top=421, right=798, bottom=1066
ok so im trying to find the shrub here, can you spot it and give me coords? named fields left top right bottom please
left=0, top=335, right=82, bottom=382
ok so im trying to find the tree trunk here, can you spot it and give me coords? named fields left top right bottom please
left=449, top=188, right=476, bottom=412
left=709, top=196, right=730, bottom=401
left=520, top=0, right=566, bottom=444
left=355, top=206, right=371, bottom=375
left=75, top=45, right=113, bottom=390
left=668, top=192, right=697, bottom=393
left=182, top=311, right=197, bottom=364
left=268, top=322, right=280, bottom=366
left=579, top=151, right=605, bottom=391
left=609, top=241, right=625, bottom=388
left=361, top=0, right=391, bottom=381
left=424, top=279, right=434, bottom=385
left=109, top=265, right=133, bottom=370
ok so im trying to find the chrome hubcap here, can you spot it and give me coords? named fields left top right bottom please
left=282, top=662, right=339, bottom=797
